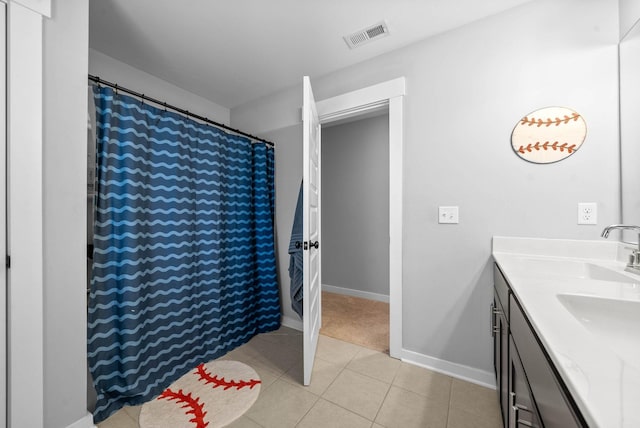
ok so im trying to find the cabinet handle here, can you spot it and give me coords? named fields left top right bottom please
left=490, top=302, right=496, bottom=336
left=510, top=392, right=538, bottom=428
left=509, top=393, right=516, bottom=428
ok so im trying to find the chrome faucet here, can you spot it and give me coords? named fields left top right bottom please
left=601, top=224, right=640, bottom=271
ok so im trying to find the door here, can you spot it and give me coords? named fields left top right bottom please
left=492, top=292, right=509, bottom=427
left=302, top=76, right=321, bottom=385
left=509, top=341, right=542, bottom=428
left=0, top=2, right=6, bottom=423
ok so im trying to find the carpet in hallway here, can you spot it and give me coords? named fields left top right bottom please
left=320, top=291, right=389, bottom=353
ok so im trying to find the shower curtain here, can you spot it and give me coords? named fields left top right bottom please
left=88, top=86, right=280, bottom=422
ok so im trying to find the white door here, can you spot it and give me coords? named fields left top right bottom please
left=302, top=76, right=321, bottom=386
left=0, top=2, right=7, bottom=423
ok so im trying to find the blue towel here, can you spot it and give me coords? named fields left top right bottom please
left=288, top=182, right=304, bottom=318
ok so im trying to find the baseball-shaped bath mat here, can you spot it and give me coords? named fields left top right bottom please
left=139, top=360, right=261, bottom=428
left=511, top=106, right=586, bottom=164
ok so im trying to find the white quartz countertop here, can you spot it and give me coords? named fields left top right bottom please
left=492, top=236, right=640, bottom=428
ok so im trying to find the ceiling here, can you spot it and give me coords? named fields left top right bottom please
left=90, top=0, right=532, bottom=109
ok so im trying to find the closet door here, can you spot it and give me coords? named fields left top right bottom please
left=302, top=76, right=322, bottom=386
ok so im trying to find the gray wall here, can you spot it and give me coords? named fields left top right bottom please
left=232, top=0, right=620, bottom=376
left=322, top=115, right=389, bottom=297
left=43, top=0, right=89, bottom=426
left=89, top=49, right=230, bottom=125
left=620, top=0, right=640, bottom=39
left=261, top=124, right=303, bottom=322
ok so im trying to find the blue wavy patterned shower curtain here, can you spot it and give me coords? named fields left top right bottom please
left=88, top=86, right=280, bottom=422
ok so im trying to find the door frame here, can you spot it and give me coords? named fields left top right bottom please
left=316, top=77, right=405, bottom=359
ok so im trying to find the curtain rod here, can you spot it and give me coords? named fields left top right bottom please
left=88, top=74, right=274, bottom=147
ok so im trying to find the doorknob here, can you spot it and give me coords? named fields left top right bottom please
left=310, top=241, right=319, bottom=249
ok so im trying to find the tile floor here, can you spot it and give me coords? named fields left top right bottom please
left=97, top=327, right=502, bottom=428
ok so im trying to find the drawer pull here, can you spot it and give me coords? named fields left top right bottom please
left=490, top=303, right=496, bottom=336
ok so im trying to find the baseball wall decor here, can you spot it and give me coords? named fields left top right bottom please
left=511, top=106, right=587, bottom=164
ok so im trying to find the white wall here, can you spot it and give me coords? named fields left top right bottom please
left=43, top=0, right=91, bottom=427
left=232, top=0, right=620, bottom=379
left=322, top=115, right=389, bottom=298
left=620, top=0, right=640, bottom=39
left=89, top=49, right=230, bottom=125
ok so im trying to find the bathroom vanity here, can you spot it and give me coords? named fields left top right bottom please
left=492, top=237, right=640, bottom=428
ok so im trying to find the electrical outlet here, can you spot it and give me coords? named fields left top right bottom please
left=439, top=206, right=459, bottom=224
left=577, top=202, right=597, bottom=225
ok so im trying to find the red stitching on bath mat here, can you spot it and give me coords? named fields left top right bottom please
left=157, top=388, right=209, bottom=428
left=195, top=363, right=261, bottom=390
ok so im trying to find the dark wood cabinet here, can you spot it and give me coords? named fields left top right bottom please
left=509, top=339, right=543, bottom=428
left=493, top=263, right=586, bottom=428
left=492, top=264, right=510, bottom=427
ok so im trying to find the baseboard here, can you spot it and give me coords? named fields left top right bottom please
left=66, top=412, right=96, bottom=428
left=401, top=349, right=496, bottom=389
left=322, top=283, right=389, bottom=303
left=281, top=315, right=303, bottom=331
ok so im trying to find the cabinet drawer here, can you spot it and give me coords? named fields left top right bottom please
left=510, top=295, right=586, bottom=428
left=493, top=264, right=509, bottom=316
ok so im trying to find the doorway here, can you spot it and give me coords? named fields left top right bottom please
left=320, top=112, right=390, bottom=353
left=316, top=77, right=405, bottom=359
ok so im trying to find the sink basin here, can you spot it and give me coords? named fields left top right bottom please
left=557, top=293, right=640, bottom=368
left=518, top=258, right=639, bottom=284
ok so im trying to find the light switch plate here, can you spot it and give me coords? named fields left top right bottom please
left=439, top=206, right=459, bottom=224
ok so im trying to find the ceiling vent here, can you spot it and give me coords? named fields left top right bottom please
left=344, top=21, right=390, bottom=49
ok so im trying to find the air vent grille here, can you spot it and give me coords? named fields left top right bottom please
left=344, top=21, right=389, bottom=49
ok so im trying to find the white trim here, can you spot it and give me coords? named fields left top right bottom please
left=0, top=3, right=6, bottom=424
left=316, top=77, right=405, bottom=360
left=65, top=412, right=96, bottom=428
left=401, top=349, right=496, bottom=389
left=388, top=94, right=403, bottom=359
left=317, top=78, right=406, bottom=120
left=281, top=315, right=303, bottom=331
left=322, top=283, right=389, bottom=303
left=7, top=3, right=45, bottom=427
left=11, top=0, right=50, bottom=17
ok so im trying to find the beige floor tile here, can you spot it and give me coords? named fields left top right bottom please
left=281, top=356, right=344, bottom=396
left=258, top=326, right=303, bottom=349
left=297, top=398, right=373, bottom=428
left=316, top=335, right=366, bottom=367
left=322, top=368, right=390, bottom=420
left=240, top=336, right=303, bottom=375
left=122, top=405, right=141, bottom=424
left=219, top=345, right=257, bottom=364
left=245, top=379, right=318, bottom=428
left=375, top=386, right=449, bottom=428
left=226, top=415, right=264, bottom=428
left=449, top=378, right=500, bottom=421
left=97, top=408, right=138, bottom=428
left=262, top=325, right=300, bottom=336
left=346, top=348, right=401, bottom=384
left=447, top=407, right=502, bottom=428
left=392, top=363, right=452, bottom=403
